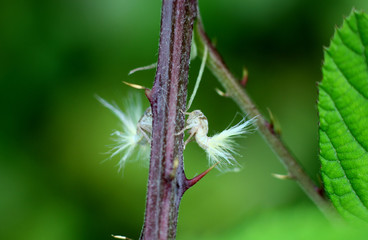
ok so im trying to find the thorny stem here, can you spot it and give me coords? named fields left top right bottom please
left=140, top=0, right=197, bottom=239
left=193, top=17, right=338, bottom=220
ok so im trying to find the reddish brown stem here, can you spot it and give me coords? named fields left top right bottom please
left=140, top=1, right=197, bottom=239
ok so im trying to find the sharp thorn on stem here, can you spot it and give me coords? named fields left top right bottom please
left=122, top=81, right=153, bottom=103
left=111, top=234, right=133, bottom=240
left=240, top=67, right=248, bottom=87
left=122, top=81, right=147, bottom=90
left=145, top=88, right=152, bottom=103
left=215, top=88, right=229, bottom=97
left=272, top=173, right=295, bottom=180
left=266, top=108, right=281, bottom=136
left=187, top=161, right=220, bottom=188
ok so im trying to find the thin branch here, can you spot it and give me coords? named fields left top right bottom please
left=193, top=17, right=337, bottom=220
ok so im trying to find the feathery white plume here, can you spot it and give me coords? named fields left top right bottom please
left=184, top=109, right=257, bottom=172
left=206, top=116, right=257, bottom=171
left=96, top=95, right=151, bottom=172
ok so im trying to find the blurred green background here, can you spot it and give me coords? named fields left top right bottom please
left=1, top=0, right=368, bottom=239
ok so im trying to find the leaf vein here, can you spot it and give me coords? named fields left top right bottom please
left=320, top=92, right=368, bottom=210
left=337, top=30, right=362, bottom=56
left=326, top=50, right=368, bottom=100
left=355, top=16, right=368, bottom=91
left=321, top=88, right=368, bottom=153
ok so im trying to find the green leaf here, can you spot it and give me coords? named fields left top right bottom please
left=319, top=10, right=368, bottom=223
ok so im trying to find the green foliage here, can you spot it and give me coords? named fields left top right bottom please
left=319, top=10, right=368, bottom=223
left=180, top=205, right=367, bottom=240
left=3, top=0, right=368, bottom=239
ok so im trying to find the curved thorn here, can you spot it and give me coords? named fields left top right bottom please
left=112, top=234, right=133, bottom=240
left=215, top=88, right=228, bottom=97
left=240, top=67, right=248, bottom=87
left=272, top=173, right=295, bottom=180
left=187, top=161, right=220, bottom=188
left=123, top=81, right=146, bottom=90
left=145, top=88, right=152, bottom=103
left=266, top=108, right=281, bottom=135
